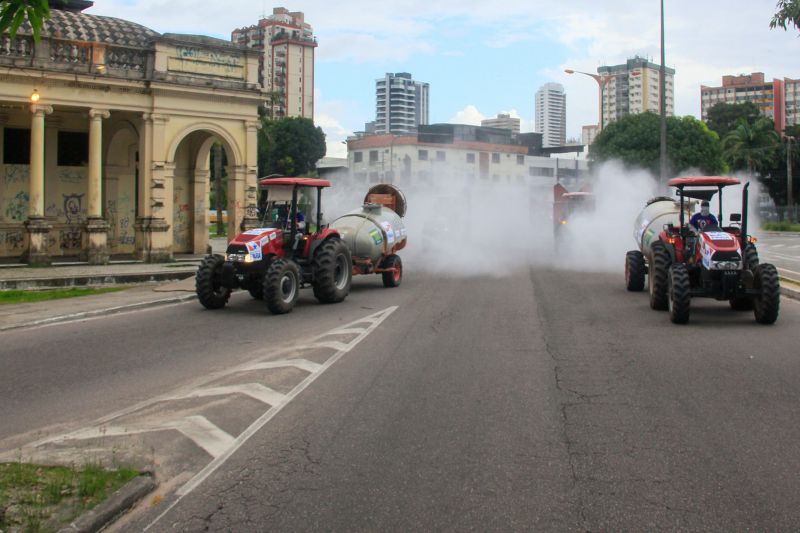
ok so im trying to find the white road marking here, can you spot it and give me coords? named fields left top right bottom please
left=144, top=306, right=398, bottom=530
left=240, top=358, right=322, bottom=373
left=175, top=383, right=286, bottom=406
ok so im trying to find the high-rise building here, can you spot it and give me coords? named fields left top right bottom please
left=582, top=125, right=599, bottom=146
left=482, top=113, right=521, bottom=134
left=535, top=83, right=566, bottom=148
left=597, top=56, right=675, bottom=127
left=232, top=7, right=316, bottom=119
left=700, top=73, right=800, bottom=132
left=375, top=73, right=430, bottom=135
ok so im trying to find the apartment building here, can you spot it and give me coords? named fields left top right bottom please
left=597, top=56, right=675, bottom=126
left=375, top=73, right=430, bottom=135
left=535, top=83, right=566, bottom=148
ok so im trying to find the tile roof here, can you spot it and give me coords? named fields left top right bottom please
left=18, top=8, right=159, bottom=48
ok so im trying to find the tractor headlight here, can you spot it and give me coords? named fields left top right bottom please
left=244, top=254, right=255, bottom=263
left=712, top=260, right=741, bottom=270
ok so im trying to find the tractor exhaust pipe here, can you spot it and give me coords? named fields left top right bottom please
left=741, top=182, right=750, bottom=256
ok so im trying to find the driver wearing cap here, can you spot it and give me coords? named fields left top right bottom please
left=690, top=200, right=718, bottom=232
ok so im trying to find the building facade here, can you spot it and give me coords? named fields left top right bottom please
left=1, top=2, right=263, bottom=264
left=375, top=73, right=430, bottom=135
left=481, top=113, right=521, bottom=134
left=597, top=56, right=675, bottom=126
left=346, top=125, right=587, bottom=195
left=581, top=125, right=599, bottom=146
left=231, top=7, right=316, bottom=119
left=700, top=73, right=800, bottom=132
left=535, top=83, right=566, bottom=148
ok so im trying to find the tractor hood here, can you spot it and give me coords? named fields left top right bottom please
left=230, top=228, right=281, bottom=246
left=700, top=231, right=740, bottom=253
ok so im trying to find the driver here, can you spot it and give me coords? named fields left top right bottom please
left=690, top=201, right=718, bottom=232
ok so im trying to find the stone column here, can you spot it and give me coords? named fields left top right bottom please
left=82, top=108, right=111, bottom=264
left=23, top=104, right=53, bottom=266
left=134, top=113, right=171, bottom=262
left=240, top=120, right=261, bottom=231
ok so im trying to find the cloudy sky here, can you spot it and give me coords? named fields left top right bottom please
left=89, top=1, right=799, bottom=157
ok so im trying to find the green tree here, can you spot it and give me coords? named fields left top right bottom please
left=722, top=117, right=780, bottom=177
left=590, top=112, right=724, bottom=176
left=258, top=116, right=326, bottom=177
left=0, top=0, right=49, bottom=41
left=705, top=102, right=761, bottom=139
left=770, top=0, right=800, bottom=31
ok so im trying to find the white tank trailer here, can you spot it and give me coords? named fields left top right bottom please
left=633, top=197, right=684, bottom=255
left=331, top=184, right=407, bottom=283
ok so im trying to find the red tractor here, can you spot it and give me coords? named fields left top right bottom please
left=553, top=183, right=594, bottom=243
left=626, top=176, right=780, bottom=324
left=196, top=177, right=352, bottom=314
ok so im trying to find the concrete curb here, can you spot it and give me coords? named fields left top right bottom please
left=0, top=293, right=197, bottom=332
left=781, top=278, right=800, bottom=302
left=0, top=271, right=195, bottom=290
left=57, top=474, right=157, bottom=533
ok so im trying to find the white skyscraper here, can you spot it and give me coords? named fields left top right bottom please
left=375, top=72, right=430, bottom=135
left=535, top=83, right=566, bottom=148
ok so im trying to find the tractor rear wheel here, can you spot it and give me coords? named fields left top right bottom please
left=625, top=250, right=645, bottom=292
left=381, top=254, right=403, bottom=288
left=312, top=238, right=352, bottom=304
left=264, top=259, right=300, bottom=314
left=668, top=263, right=691, bottom=324
left=196, top=255, right=231, bottom=310
left=649, top=241, right=671, bottom=310
left=744, top=244, right=759, bottom=270
left=753, top=263, right=780, bottom=325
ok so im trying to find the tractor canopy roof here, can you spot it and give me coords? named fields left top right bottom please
left=258, top=176, right=332, bottom=189
left=667, top=176, right=740, bottom=188
left=562, top=192, right=594, bottom=199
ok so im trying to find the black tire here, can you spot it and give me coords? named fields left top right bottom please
left=625, top=250, right=645, bottom=292
left=753, top=263, right=780, bottom=325
left=381, top=254, right=403, bottom=288
left=196, top=255, right=231, bottom=310
left=729, top=296, right=754, bottom=311
left=668, top=263, right=691, bottom=324
left=264, top=259, right=300, bottom=314
left=744, top=243, right=759, bottom=270
left=312, top=238, right=352, bottom=304
left=648, top=241, right=671, bottom=310
left=247, top=284, right=264, bottom=300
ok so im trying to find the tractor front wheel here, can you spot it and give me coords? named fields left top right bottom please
left=625, top=250, right=645, bottom=292
left=381, top=254, right=403, bottom=288
left=264, top=259, right=300, bottom=314
left=668, top=263, right=691, bottom=324
left=312, top=238, right=352, bottom=304
left=649, top=241, right=671, bottom=310
left=753, top=263, right=780, bottom=325
left=196, top=255, right=231, bottom=310
left=744, top=244, right=759, bottom=270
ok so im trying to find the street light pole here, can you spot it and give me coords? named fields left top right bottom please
left=659, top=0, right=668, bottom=189
left=788, top=135, right=796, bottom=221
left=564, top=69, right=620, bottom=132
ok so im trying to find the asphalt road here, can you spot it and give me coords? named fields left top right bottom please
left=2, top=265, right=800, bottom=531
left=757, top=232, right=800, bottom=281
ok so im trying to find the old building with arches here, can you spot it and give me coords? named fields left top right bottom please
left=0, top=1, right=263, bottom=264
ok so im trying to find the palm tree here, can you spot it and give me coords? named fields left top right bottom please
left=722, top=117, right=780, bottom=178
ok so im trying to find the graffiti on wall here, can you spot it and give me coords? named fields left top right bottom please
left=4, top=165, right=28, bottom=185
left=63, top=193, right=85, bottom=224
left=58, top=169, right=85, bottom=185
left=172, top=184, right=191, bottom=251
left=5, top=191, right=29, bottom=220
left=59, top=228, right=82, bottom=250
left=0, top=230, right=25, bottom=250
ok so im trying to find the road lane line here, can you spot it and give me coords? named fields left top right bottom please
left=240, top=358, right=322, bottom=373
left=143, top=306, right=399, bottom=531
left=178, top=384, right=286, bottom=406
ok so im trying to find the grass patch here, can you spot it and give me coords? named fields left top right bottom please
left=0, top=462, right=139, bottom=533
left=0, top=287, right=128, bottom=306
left=763, top=221, right=800, bottom=232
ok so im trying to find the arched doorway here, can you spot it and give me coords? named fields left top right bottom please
left=104, top=122, right=138, bottom=255
left=169, top=126, right=240, bottom=255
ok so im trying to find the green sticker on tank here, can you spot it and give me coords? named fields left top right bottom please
left=369, top=229, right=383, bottom=245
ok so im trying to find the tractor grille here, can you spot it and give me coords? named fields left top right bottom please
left=226, top=244, right=247, bottom=254
left=711, top=251, right=741, bottom=262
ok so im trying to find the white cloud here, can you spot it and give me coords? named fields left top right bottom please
left=448, top=105, right=485, bottom=125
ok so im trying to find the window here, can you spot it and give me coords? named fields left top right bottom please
left=418, top=150, right=428, bottom=161
left=491, top=153, right=500, bottom=163
left=369, top=150, right=379, bottom=164
left=436, top=151, right=446, bottom=161
left=516, top=155, right=524, bottom=165
left=466, top=153, right=475, bottom=164
left=353, top=151, right=363, bottom=163
left=3, top=128, right=30, bottom=165
left=58, top=131, right=89, bottom=166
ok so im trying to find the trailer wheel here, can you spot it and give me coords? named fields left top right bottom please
left=196, top=255, right=231, bottom=310
left=649, top=241, right=671, bottom=310
left=668, top=263, right=691, bottom=324
left=312, top=238, right=352, bottom=304
left=381, top=254, right=403, bottom=288
left=625, top=250, right=645, bottom=292
left=264, top=259, right=300, bottom=314
left=753, top=263, right=780, bottom=325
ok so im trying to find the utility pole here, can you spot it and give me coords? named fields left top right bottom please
left=788, top=136, right=796, bottom=222
left=659, top=0, right=668, bottom=190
